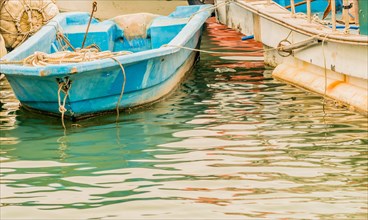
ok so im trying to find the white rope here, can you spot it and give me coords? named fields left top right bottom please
left=57, top=79, right=71, bottom=130
left=293, top=12, right=331, bottom=25
left=162, top=44, right=268, bottom=54
left=321, top=33, right=330, bottom=112
left=162, top=35, right=320, bottom=55
left=20, top=49, right=132, bottom=66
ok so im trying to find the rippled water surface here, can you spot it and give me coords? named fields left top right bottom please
left=1, top=18, right=367, bottom=220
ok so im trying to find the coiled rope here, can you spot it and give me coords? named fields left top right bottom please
left=21, top=49, right=132, bottom=66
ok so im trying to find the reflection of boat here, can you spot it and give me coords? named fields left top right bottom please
left=0, top=5, right=213, bottom=119
left=214, top=0, right=368, bottom=114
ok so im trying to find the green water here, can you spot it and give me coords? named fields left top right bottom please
left=1, top=20, right=367, bottom=219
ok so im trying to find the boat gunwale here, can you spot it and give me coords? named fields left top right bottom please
left=0, top=5, right=213, bottom=77
left=227, top=0, right=368, bottom=45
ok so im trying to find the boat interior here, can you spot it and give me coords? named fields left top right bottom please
left=274, top=0, right=363, bottom=32
left=13, top=6, right=203, bottom=60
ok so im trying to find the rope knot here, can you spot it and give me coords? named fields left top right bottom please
left=59, top=106, right=67, bottom=113
left=34, top=51, right=46, bottom=61
left=57, top=77, right=72, bottom=129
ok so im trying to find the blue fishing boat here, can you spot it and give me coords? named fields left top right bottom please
left=0, top=5, right=213, bottom=120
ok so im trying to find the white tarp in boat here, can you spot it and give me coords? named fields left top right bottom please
left=113, top=13, right=160, bottom=40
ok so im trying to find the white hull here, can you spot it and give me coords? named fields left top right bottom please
left=55, top=0, right=188, bottom=19
left=215, top=0, right=368, bottom=114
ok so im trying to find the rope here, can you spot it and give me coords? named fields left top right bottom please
left=163, top=30, right=345, bottom=57
left=321, top=33, right=329, bottom=113
left=293, top=12, right=331, bottom=25
left=57, top=79, right=72, bottom=130
left=0, top=25, right=30, bottom=35
left=0, top=60, right=23, bottom=64
left=162, top=44, right=268, bottom=55
left=162, top=39, right=306, bottom=55
left=9, top=49, right=133, bottom=66
left=57, top=32, right=76, bottom=51
left=110, top=57, right=126, bottom=122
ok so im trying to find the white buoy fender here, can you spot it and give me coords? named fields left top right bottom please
left=0, top=0, right=59, bottom=50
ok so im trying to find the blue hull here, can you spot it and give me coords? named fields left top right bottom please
left=0, top=5, right=212, bottom=119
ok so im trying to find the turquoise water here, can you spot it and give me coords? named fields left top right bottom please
left=1, top=19, right=367, bottom=219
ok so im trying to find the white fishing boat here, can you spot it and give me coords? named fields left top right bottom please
left=214, top=0, right=368, bottom=114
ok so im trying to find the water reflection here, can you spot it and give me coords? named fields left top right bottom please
left=0, top=18, right=367, bottom=219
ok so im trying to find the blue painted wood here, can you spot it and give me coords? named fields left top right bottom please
left=0, top=5, right=213, bottom=119
left=359, top=0, right=368, bottom=35
left=273, top=0, right=343, bottom=13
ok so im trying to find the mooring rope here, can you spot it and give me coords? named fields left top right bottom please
left=162, top=30, right=343, bottom=57
left=57, top=32, right=76, bottom=52
left=57, top=79, right=72, bottom=130
left=110, top=57, right=126, bottom=123
left=162, top=44, right=269, bottom=55
left=321, top=33, right=330, bottom=114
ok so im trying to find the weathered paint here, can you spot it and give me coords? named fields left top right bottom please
left=273, top=58, right=368, bottom=114
left=215, top=0, right=368, bottom=114
left=216, top=1, right=255, bottom=36
left=0, top=5, right=213, bottom=119
left=258, top=18, right=368, bottom=79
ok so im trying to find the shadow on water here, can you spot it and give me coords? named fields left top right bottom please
left=0, top=18, right=367, bottom=219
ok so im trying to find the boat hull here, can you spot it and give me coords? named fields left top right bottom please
left=19, top=50, right=198, bottom=119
